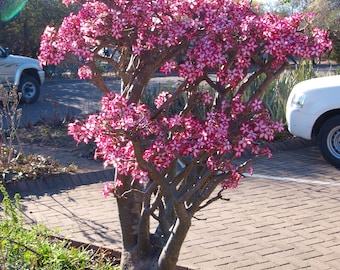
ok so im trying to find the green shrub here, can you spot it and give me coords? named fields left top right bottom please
left=0, top=184, right=119, bottom=269
left=261, top=60, right=316, bottom=123
left=141, top=60, right=318, bottom=124
left=330, top=37, right=340, bottom=64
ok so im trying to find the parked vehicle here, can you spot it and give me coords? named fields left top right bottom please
left=286, top=75, right=340, bottom=167
left=0, top=46, right=45, bottom=104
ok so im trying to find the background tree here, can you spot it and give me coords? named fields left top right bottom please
left=39, top=0, right=331, bottom=269
left=305, top=0, right=340, bottom=62
left=265, top=0, right=311, bottom=15
left=261, top=0, right=339, bottom=63
left=0, top=0, right=70, bottom=57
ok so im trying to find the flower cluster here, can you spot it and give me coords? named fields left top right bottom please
left=40, top=0, right=331, bottom=89
left=160, top=60, right=177, bottom=75
left=68, top=91, right=284, bottom=194
left=78, top=65, right=93, bottom=80
left=102, top=179, right=123, bottom=197
left=41, top=0, right=332, bottom=198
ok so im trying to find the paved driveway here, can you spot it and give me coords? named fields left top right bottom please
left=10, top=146, right=339, bottom=270
left=18, top=76, right=183, bottom=125
left=183, top=147, right=340, bottom=269
left=5, top=75, right=340, bottom=269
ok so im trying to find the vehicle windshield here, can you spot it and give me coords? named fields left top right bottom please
left=0, top=47, right=6, bottom=57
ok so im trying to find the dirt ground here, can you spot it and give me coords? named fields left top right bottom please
left=21, top=144, right=105, bottom=173
left=18, top=125, right=105, bottom=174
left=16, top=123, right=298, bottom=176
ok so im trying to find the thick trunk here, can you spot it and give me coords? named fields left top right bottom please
left=116, top=195, right=141, bottom=250
left=158, top=218, right=191, bottom=269
left=119, top=206, right=191, bottom=270
left=120, top=248, right=159, bottom=270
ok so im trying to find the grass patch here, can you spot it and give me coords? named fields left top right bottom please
left=0, top=185, right=119, bottom=269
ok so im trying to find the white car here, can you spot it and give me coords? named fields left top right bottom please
left=286, top=75, right=340, bottom=167
left=0, top=46, right=45, bottom=104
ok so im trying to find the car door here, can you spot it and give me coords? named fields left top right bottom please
left=0, top=48, right=7, bottom=84
left=0, top=49, right=16, bottom=84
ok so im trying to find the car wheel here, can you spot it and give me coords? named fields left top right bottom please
left=318, top=115, right=340, bottom=167
left=18, top=75, right=40, bottom=104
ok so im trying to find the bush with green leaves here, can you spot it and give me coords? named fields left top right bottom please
left=142, top=60, right=317, bottom=124
left=260, top=60, right=317, bottom=123
left=0, top=184, right=119, bottom=269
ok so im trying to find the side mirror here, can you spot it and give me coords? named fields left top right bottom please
left=4, top=48, right=11, bottom=56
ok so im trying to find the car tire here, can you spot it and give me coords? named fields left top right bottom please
left=317, top=115, right=340, bottom=167
left=18, top=75, right=40, bottom=104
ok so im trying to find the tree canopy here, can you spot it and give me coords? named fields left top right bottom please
left=0, top=0, right=70, bottom=57
left=39, top=0, right=331, bottom=269
left=305, top=0, right=340, bottom=62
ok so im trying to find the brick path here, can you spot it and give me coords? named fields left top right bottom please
left=4, top=146, right=340, bottom=269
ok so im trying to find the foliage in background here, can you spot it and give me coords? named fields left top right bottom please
left=0, top=0, right=72, bottom=57
left=304, top=0, right=340, bottom=63
left=260, top=60, right=316, bottom=122
left=0, top=184, right=118, bottom=269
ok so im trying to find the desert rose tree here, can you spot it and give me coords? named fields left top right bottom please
left=39, top=0, right=331, bottom=269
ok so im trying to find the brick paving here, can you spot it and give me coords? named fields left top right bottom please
left=3, top=146, right=340, bottom=269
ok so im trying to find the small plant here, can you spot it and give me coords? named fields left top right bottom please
left=0, top=184, right=119, bottom=269
left=1, top=152, right=77, bottom=183
left=243, top=60, right=317, bottom=124
left=0, top=85, right=76, bottom=183
left=0, top=84, right=22, bottom=169
left=335, top=68, right=340, bottom=75
left=37, top=100, right=75, bottom=128
left=261, top=60, right=317, bottom=123
left=0, top=84, right=78, bottom=184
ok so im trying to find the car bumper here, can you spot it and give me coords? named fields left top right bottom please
left=286, top=107, right=315, bottom=140
left=38, top=70, right=45, bottom=85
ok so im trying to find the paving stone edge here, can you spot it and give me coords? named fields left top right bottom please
left=2, top=137, right=315, bottom=198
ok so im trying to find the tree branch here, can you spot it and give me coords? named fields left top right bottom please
left=198, top=189, right=230, bottom=211
left=250, top=62, right=289, bottom=100
left=89, top=61, right=112, bottom=94
left=137, top=181, right=158, bottom=256
left=177, top=165, right=213, bottom=205
left=132, top=140, right=177, bottom=200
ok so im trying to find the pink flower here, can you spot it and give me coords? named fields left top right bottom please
left=154, top=91, right=172, bottom=109
left=231, top=94, right=246, bottom=115
left=131, top=170, right=149, bottom=184
left=222, top=170, right=243, bottom=189
left=202, top=92, right=213, bottom=105
left=240, top=123, right=250, bottom=135
left=249, top=99, right=263, bottom=112
left=248, top=166, right=253, bottom=176
left=272, top=121, right=285, bottom=132
left=102, top=182, right=115, bottom=197
left=233, top=144, right=244, bottom=158
left=78, top=65, right=93, bottom=80
left=160, top=60, right=177, bottom=75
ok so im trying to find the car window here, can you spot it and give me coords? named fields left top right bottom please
left=0, top=47, right=6, bottom=58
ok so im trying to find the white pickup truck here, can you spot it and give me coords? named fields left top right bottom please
left=286, top=75, right=340, bottom=167
left=0, top=46, right=45, bottom=104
